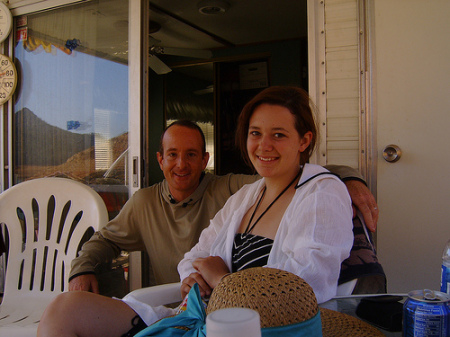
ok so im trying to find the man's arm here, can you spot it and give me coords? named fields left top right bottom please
left=343, top=179, right=379, bottom=232
left=69, top=189, right=150, bottom=292
left=325, top=164, right=365, bottom=182
left=69, top=274, right=100, bottom=293
left=227, top=165, right=379, bottom=231
left=325, top=165, right=379, bottom=232
left=69, top=231, right=122, bottom=293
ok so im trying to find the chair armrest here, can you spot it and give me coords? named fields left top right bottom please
left=124, top=282, right=183, bottom=307
left=336, top=279, right=357, bottom=297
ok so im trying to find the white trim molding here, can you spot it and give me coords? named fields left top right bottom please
left=9, top=0, right=89, bottom=15
left=307, top=0, right=327, bottom=166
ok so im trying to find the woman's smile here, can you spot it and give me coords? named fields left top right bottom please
left=257, top=155, right=278, bottom=162
left=247, top=103, right=308, bottom=183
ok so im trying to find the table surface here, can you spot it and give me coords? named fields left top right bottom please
left=319, top=294, right=407, bottom=336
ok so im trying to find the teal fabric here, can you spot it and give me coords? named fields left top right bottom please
left=133, top=284, right=206, bottom=337
left=261, top=313, right=322, bottom=337
left=134, top=283, right=323, bottom=337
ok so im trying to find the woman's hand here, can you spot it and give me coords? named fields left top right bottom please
left=181, top=272, right=211, bottom=298
left=181, top=256, right=230, bottom=298
left=192, top=256, right=230, bottom=290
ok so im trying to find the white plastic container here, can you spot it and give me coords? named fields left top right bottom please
left=206, top=308, right=261, bottom=337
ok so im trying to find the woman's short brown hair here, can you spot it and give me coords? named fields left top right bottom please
left=235, top=86, right=318, bottom=168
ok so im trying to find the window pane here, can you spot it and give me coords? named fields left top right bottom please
left=12, top=0, right=130, bottom=297
left=165, top=64, right=215, bottom=172
left=13, top=0, right=129, bottom=220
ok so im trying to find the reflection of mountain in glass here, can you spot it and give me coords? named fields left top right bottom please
left=15, top=108, right=94, bottom=166
left=14, top=108, right=128, bottom=183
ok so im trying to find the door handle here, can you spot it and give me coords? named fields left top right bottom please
left=133, top=156, right=139, bottom=187
left=383, top=145, right=402, bottom=163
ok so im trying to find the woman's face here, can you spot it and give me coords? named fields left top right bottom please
left=247, top=103, right=312, bottom=181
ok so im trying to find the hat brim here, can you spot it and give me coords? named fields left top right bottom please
left=320, top=308, right=385, bottom=337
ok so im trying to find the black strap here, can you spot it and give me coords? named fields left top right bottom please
left=295, top=172, right=340, bottom=189
left=121, top=315, right=148, bottom=337
left=244, top=169, right=302, bottom=235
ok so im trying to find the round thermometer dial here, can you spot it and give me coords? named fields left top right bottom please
left=0, top=2, right=12, bottom=43
left=0, top=54, right=17, bottom=104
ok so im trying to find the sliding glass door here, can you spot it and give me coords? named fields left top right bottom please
left=13, top=0, right=130, bottom=220
left=7, top=0, right=145, bottom=294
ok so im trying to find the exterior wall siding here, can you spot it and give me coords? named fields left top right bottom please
left=324, top=0, right=361, bottom=168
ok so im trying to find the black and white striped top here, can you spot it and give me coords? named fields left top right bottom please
left=231, top=233, right=274, bottom=272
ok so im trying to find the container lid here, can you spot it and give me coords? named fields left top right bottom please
left=206, top=308, right=261, bottom=337
left=408, top=289, right=450, bottom=303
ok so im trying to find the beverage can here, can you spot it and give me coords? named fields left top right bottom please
left=442, top=263, right=450, bottom=294
left=403, top=289, right=450, bottom=337
left=441, top=238, right=450, bottom=294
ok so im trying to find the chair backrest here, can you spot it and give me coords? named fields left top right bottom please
left=338, top=211, right=386, bottom=295
left=0, top=177, right=108, bottom=327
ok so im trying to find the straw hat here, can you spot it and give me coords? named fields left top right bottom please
left=207, top=267, right=385, bottom=337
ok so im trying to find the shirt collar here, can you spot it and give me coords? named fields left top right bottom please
left=161, top=172, right=213, bottom=207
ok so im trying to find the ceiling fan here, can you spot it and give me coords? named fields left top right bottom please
left=148, top=21, right=213, bottom=75
left=148, top=45, right=212, bottom=75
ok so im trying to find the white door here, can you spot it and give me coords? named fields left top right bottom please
left=373, top=0, right=450, bottom=293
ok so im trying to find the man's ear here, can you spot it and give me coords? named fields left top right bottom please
left=202, top=152, right=210, bottom=170
left=156, top=152, right=164, bottom=170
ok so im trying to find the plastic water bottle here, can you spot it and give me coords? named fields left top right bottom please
left=441, top=239, right=450, bottom=294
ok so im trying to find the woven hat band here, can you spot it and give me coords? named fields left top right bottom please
left=261, top=311, right=322, bottom=337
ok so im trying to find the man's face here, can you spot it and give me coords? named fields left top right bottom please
left=157, top=125, right=210, bottom=202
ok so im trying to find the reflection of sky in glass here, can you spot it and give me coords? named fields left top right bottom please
left=14, top=44, right=128, bottom=138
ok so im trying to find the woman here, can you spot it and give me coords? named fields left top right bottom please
left=37, top=86, right=353, bottom=337
left=177, top=86, right=353, bottom=304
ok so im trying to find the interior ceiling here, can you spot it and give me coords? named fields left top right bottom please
left=25, top=0, right=307, bottom=67
left=148, top=0, right=308, bottom=50
left=147, top=0, right=307, bottom=77
left=148, top=0, right=308, bottom=118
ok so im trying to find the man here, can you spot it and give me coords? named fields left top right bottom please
left=69, top=120, right=379, bottom=293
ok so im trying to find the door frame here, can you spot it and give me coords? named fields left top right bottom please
left=307, top=0, right=327, bottom=167
left=308, top=0, right=377, bottom=194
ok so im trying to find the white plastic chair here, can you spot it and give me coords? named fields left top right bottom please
left=124, top=279, right=356, bottom=309
left=0, top=177, right=109, bottom=336
left=336, top=279, right=357, bottom=296
left=123, top=282, right=183, bottom=307
left=336, top=210, right=385, bottom=297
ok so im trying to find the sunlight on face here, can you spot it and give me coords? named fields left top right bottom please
left=247, top=104, right=311, bottom=182
left=157, top=125, right=209, bottom=201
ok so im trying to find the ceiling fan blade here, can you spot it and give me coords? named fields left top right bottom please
left=149, top=35, right=161, bottom=45
left=148, top=54, right=172, bottom=75
left=152, top=46, right=212, bottom=59
left=194, top=85, right=214, bottom=95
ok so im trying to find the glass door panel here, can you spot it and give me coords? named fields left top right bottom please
left=12, top=0, right=130, bottom=296
left=164, top=63, right=215, bottom=173
left=13, top=0, right=129, bottom=220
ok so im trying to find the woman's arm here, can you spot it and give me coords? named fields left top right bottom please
left=177, top=219, right=220, bottom=280
left=177, top=217, right=224, bottom=298
left=181, top=256, right=230, bottom=298
left=178, top=183, right=257, bottom=279
left=178, top=183, right=259, bottom=297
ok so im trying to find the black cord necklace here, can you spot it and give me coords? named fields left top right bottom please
left=243, top=168, right=303, bottom=235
